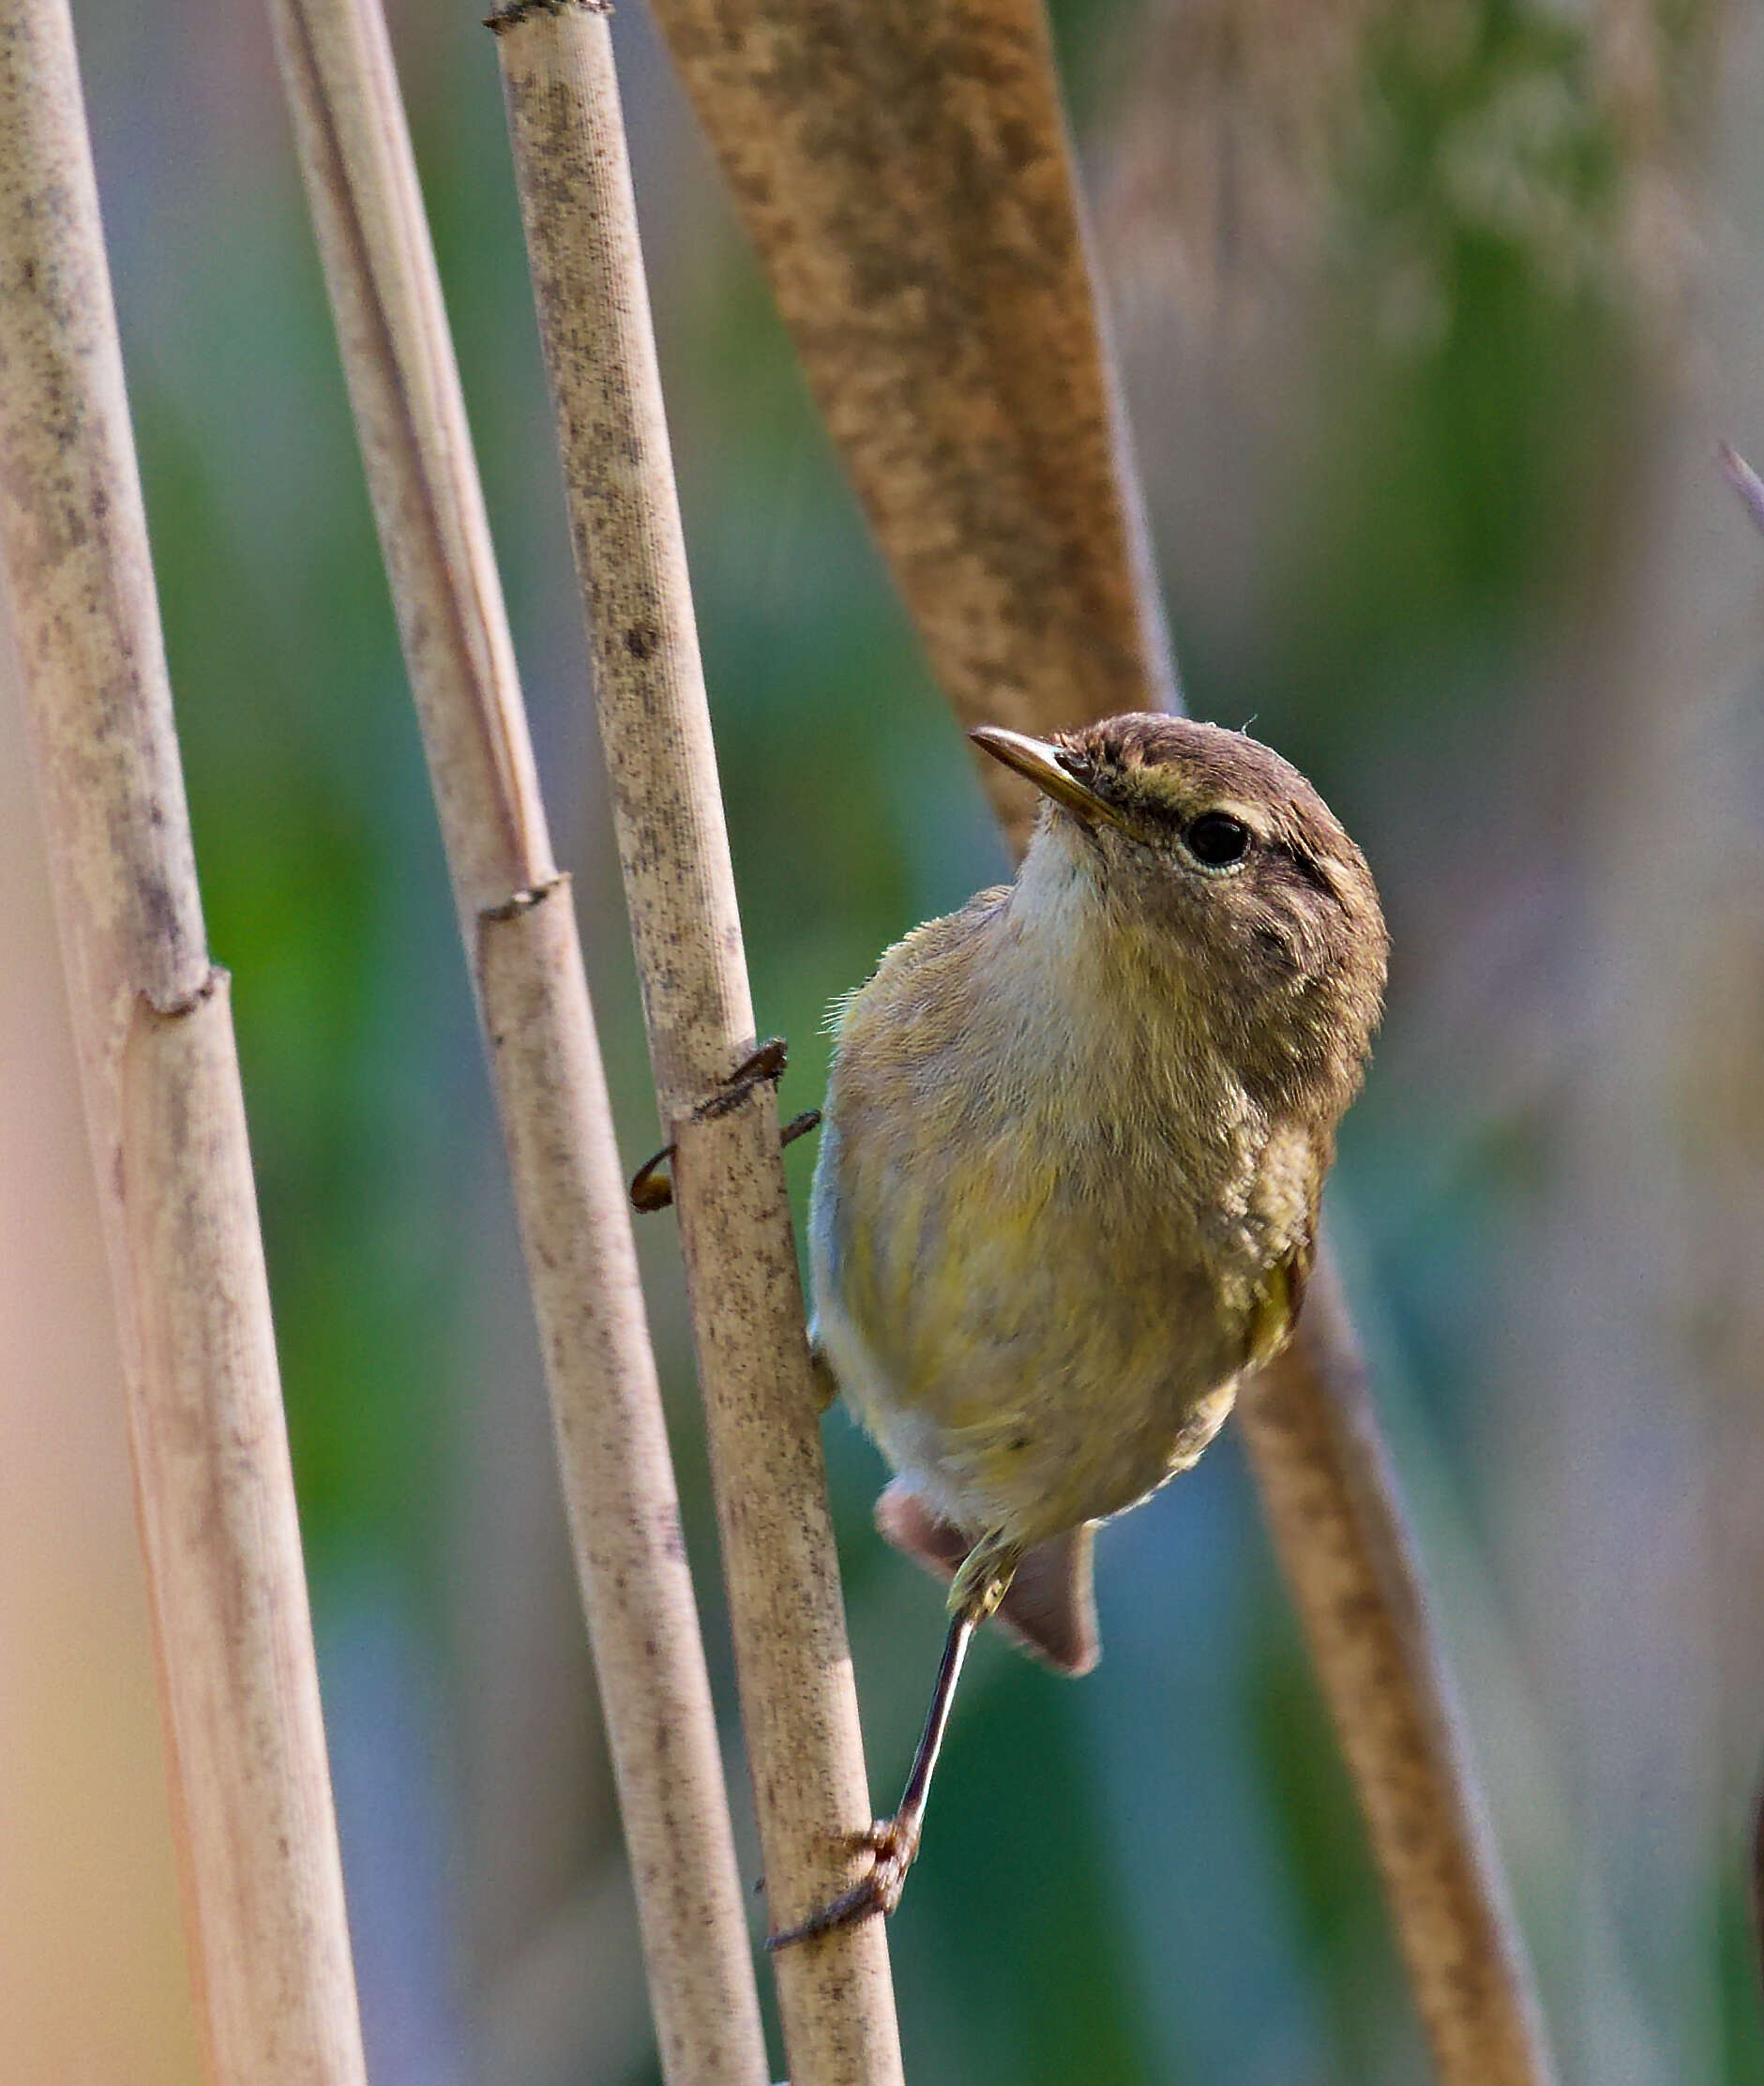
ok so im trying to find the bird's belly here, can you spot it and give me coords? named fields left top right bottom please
left=813, top=1133, right=1250, bottom=1549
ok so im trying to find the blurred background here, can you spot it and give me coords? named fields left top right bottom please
left=3, top=0, right=1763, bottom=2079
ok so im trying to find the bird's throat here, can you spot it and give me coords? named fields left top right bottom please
left=988, top=825, right=1250, bottom=1156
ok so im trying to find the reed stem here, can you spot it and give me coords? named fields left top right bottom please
left=265, top=1, right=770, bottom=2076
left=492, top=8, right=906, bottom=2080
left=0, top=4, right=364, bottom=2077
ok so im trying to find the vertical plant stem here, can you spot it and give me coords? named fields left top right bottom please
left=645, top=0, right=1173, bottom=860
left=491, top=8, right=906, bottom=2083
left=1239, top=1258, right=1553, bottom=2082
left=644, top=3, right=1556, bottom=2078
left=264, top=1, right=770, bottom=2078
left=0, top=3, right=365, bottom=2079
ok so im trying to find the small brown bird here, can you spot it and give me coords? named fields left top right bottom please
left=772, top=713, right=1387, bottom=1946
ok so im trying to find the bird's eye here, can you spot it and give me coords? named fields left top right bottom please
left=1184, top=811, right=1252, bottom=869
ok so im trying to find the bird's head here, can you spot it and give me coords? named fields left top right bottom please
left=972, top=713, right=1388, bottom=1111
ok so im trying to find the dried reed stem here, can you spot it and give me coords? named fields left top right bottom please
left=0, top=3, right=364, bottom=2078
left=649, top=0, right=1171, bottom=863
left=264, top=1, right=769, bottom=2077
left=491, top=8, right=905, bottom=2082
left=645, top=3, right=1555, bottom=2078
left=1241, top=1260, right=1552, bottom=2080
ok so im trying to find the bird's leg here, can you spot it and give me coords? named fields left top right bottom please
left=765, top=1615, right=975, bottom=1950
left=766, top=1533, right=1021, bottom=1949
left=628, top=1036, right=821, bottom=1211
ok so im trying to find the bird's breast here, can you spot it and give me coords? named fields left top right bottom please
left=811, top=1066, right=1275, bottom=1547
left=807, top=884, right=1307, bottom=1544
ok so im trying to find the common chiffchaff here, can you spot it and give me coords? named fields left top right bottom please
left=770, top=713, right=1388, bottom=1948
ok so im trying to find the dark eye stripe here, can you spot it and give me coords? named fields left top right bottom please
left=1274, top=839, right=1347, bottom=909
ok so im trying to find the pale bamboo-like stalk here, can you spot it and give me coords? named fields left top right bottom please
left=0, top=4, right=364, bottom=2079
left=491, top=9, right=905, bottom=2084
left=643, top=3, right=1554, bottom=2078
left=264, top=2, right=770, bottom=2078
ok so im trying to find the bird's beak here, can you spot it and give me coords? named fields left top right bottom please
left=969, top=726, right=1123, bottom=829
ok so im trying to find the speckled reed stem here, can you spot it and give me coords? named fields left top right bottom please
left=643, top=3, right=1555, bottom=2078
left=491, top=8, right=906, bottom=2082
left=264, top=1, right=770, bottom=2078
left=1239, top=1258, right=1554, bottom=2083
left=0, top=3, right=364, bottom=2078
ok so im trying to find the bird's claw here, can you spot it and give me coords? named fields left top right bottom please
left=763, top=1818, right=920, bottom=1950
left=630, top=1039, right=820, bottom=1212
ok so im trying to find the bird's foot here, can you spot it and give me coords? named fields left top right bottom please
left=763, top=1817, right=922, bottom=1950
left=948, top=1534, right=1021, bottom=1624
left=629, top=1038, right=821, bottom=1212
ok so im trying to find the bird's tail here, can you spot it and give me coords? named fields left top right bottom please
left=874, top=1481, right=1100, bottom=1675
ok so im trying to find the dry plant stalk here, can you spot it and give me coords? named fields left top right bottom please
left=491, top=8, right=905, bottom=2083
left=1244, top=1260, right=1551, bottom=2079
left=644, top=2, right=1554, bottom=2078
left=650, top=0, right=1170, bottom=864
left=0, top=3, right=364, bottom=2078
left=264, top=0, right=770, bottom=2078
